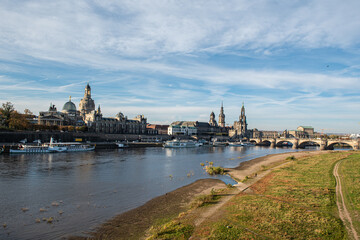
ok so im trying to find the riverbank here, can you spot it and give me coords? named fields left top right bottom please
left=71, top=150, right=328, bottom=239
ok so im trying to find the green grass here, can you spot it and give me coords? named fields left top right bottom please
left=198, top=152, right=351, bottom=239
left=339, top=153, right=360, bottom=233
left=147, top=220, right=194, bottom=240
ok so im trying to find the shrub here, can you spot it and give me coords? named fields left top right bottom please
left=286, top=155, right=297, bottom=161
left=205, top=166, right=225, bottom=175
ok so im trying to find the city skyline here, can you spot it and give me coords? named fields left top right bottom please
left=1, top=1, right=360, bottom=133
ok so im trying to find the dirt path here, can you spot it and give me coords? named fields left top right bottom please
left=334, top=160, right=359, bottom=240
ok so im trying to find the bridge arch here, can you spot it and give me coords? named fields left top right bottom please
left=260, top=140, right=272, bottom=146
left=297, top=140, right=320, bottom=149
left=327, top=141, right=354, bottom=150
left=276, top=140, right=294, bottom=147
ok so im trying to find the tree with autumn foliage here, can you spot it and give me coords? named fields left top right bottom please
left=0, top=102, right=32, bottom=130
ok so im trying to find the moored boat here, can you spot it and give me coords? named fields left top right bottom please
left=228, top=142, right=245, bottom=147
left=164, top=139, right=200, bottom=148
left=45, top=138, right=95, bottom=152
left=10, top=145, right=52, bottom=154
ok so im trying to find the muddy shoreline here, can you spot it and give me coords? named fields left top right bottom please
left=70, top=150, right=325, bottom=239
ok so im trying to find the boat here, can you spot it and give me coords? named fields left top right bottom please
left=10, top=145, right=53, bottom=154
left=115, top=141, right=128, bottom=148
left=45, top=138, right=95, bottom=152
left=228, top=141, right=255, bottom=147
left=211, top=138, right=227, bottom=147
left=10, top=138, right=95, bottom=154
left=228, top=142, right=245, bottom=147
left=164, top=139, right=200, bottom=148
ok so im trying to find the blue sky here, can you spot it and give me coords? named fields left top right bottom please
left=1, top=0, right=360, bottom=133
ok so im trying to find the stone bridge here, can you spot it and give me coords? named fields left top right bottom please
left=249, top=138, right=359, bottom=150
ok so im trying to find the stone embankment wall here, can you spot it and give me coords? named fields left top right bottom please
left=0, top=131, right=172, bottom=144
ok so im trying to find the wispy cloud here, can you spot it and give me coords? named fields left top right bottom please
left=0, top=0, right=360, bottom=133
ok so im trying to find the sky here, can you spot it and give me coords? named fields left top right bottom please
left=0, top=0, right=360, bottom=133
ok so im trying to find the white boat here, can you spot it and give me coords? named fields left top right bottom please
left=228, top=141, right=255, bottom=147
left=228, top=142, right=245, bottom=147
left=164, top=139, right=200, bottom=148
left=10, top=145, right=52, bottom=154
left=44, top=137, right=95, bottom=152
left=115, top=141, right=128, bottom=148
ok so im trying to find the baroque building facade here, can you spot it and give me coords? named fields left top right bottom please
left=39, top=84, right=148, bottom=134
left=38, top=97, right=84, bottom=126
left=168, top=103, right=228, bottom=136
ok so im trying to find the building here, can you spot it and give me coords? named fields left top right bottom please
left=38, top=84, right=148, bottom=134
left=168, top=120, right=227, bottom=136
left=79, top=83, right=95, bottom=120
left=38, top=104, right=65, bottom=126
left=250, top=128, right=279, bottom=138
left=209, top=112, right=217, bottom=127
left=87, top=108, right=147, bottom=134
left=229, top=102, right=248, bottom=138
left=147, top=124, right=169, bottom=135
left=38, top=98, right=84, bottom=126
left=218, top=102, right=225, bottom=127
left=168, top=122, right=198, bottom=136
left=288, top=126, right=320, bottom=138
left=168, top=102, right=228, bottom=136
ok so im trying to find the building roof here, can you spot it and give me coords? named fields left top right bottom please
left=62, top=97, right=77, bottom=113
left=299, top=126, right=313, bottom=129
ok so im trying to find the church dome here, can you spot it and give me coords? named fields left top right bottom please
left=62, top=96, right=77, bottom=113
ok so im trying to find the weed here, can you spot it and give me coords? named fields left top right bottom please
left=286, top=155, right=297, bottom=161
left=147, top=220, right=194, bottom=240
left=205, top=165, right=225, bottom=175
left=21, top=207, right=29, bottom=212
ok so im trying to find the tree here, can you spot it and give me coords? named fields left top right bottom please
left=0, top=102, right=15, bottom=127
left=8, top=111, right=30, bottom=130
left=24, top=109, right=33, bottom=115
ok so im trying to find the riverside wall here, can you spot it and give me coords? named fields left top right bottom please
left=0, top=131, right=172, bottom=144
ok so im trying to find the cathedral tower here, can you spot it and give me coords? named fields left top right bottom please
left=218, top=102, right=225, bottom=128
left=239, top=102, right=247, bottom=135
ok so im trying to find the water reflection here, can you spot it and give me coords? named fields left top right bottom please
left=0, top=146, right=310, bottom=239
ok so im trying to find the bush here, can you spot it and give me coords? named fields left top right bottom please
left=205, top=166, right=225, bottom=175
left=286, top=155, right=297, bottom=161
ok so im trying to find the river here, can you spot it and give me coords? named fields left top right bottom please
left=0, top=146, right=311, bottom=239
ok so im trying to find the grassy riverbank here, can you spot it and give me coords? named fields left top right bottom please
left=339, top=153, right=360, bottom=235
left=148, top=151, right=354, bottom=239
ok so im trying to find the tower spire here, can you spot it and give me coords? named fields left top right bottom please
left=218, top=101, right=225, bottom=128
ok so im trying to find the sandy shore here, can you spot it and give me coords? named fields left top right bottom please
left=70, top=150, right=327, bottom=240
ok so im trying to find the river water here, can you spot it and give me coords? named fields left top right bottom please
left=0, top=146, right=310, bottom=239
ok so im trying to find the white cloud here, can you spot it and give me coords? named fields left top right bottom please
left=1, top=0, right=360, bottom=133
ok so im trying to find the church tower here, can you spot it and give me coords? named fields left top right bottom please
left=209, top=111, right=217, bottom=127
left=79, top=83, right=95, bottom=119
left=218, top=102, right=225, bottom=128
left=239, top=102, right=247, bottom=135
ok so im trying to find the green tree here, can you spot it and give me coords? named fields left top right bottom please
left=0, top=102, right=15, bottom=127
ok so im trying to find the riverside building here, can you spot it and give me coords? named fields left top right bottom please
left=168, top=103, right=228, bottom=136
left=38, top=84, right=148, bottom=134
